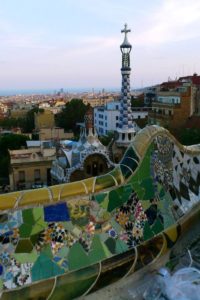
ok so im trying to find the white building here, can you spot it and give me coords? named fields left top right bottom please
left=94, top=101, right=147, bottom=135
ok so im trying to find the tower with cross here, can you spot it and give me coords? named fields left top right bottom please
left=116, top=24, right=136, bottom=147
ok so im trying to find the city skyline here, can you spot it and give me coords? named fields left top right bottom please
left=1, top=0, right=200, bottom=90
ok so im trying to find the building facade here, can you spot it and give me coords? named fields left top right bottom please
left=39, top=127, right=73, bottom=141
left=51, top=107, right=115, bottom=183
left=34, top=110, right=55, bottom=130
left=94, top=101, right=145, bottom=135
left=148, top=83, right=197, bottom=129
left=9, top=144, right=56, bottom=191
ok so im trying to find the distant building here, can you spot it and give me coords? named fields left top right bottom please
left=39, top=127, right=73, bottom=141
left=9, top=141, right=56, bottom=191
left=34, top=110, right=55, bottom=130
left=148, top=83, right=197, bottom=129
left=82, top=97, right=114, bottom=107
left=51, top=107, right=115, bottom=183
left=144, top=87, right=158, bottom=106
left=94, top=101, right=144, bottom=135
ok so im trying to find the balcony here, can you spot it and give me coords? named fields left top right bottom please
left=148, top=111, right=174, bottom=120
left=152, top=101, right=181, bottom=109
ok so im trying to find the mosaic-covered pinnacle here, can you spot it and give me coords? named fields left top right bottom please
left=120, top=23, right=132, bottom=50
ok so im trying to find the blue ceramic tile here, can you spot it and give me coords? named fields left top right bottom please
left=0, top=264, right=3, bottom=275
left=44, top=203, right=70, bottom=222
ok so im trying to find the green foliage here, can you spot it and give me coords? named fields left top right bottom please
left=178, top=128, right=200, bottom=145
left=135, top=118, right=148, bottom=128
left=0, top=107, right=42, bottom=133
left=55, top=99, right=89, bottom=134
left=0, top=133, right=29, bottom=178
left=22, top=107, right=43, bottom=133
left=99, top=131, right=114, bottom=146
left=0, top=134, right=28, bottom=155
left=0, top=117, right=20, bottom=129
left=131, top=96, right=145, bottom=107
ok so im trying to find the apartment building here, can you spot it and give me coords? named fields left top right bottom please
left=94, top=101, right=147, bottom=135
left=9, top=143, right=56, bottom=191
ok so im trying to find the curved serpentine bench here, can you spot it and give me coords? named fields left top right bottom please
left=0, top=125, right=200, bottom=299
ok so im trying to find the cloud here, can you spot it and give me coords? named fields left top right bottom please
left=134, top=0, right=200, bottom=45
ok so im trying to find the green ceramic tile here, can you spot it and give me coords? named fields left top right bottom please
left=159, top=187, right=166, bottom=199
left=109, top=166, right=124, bottom=185
left=88, top=235, right=111, bottom=264
left=124, top=146, right=139, bottom=162
left=41, top=244, right=53, bottom=259
left=13, top=249, right=38, bottom=263
left=151, top=218, right=164, bottom=235
left=30, top=232, right=42, bottom=246
left=99, top=195, right=109, bottom=210
left=129, top=145, right=152, bottom=185
left=143, top=222, right=154, bottom=241
left=120, top=164, right=132, bottom=179
left=115, top=239, right=129, bottom=254
left=111, top=219, right=123, bottom=232
left=0, top=279, right=3, bottom=290
left=95, top=193, right=107, bottom=204
left=31, top=253, right=64, bottom=281
left=140, top=178, right=155, bottom=200
left=22, top=208, right=34, bottom=226
left=15, top=239, right=33, bottom=253
left=19, top=223, right=32, bottom=238
left=121, top=156, right=138, bottom=173
left=57, top=246, right=69, bottom=258
left=131, top=180, right=145, bottom=199
left=68, top=243, right=90, bottom=271
left=160, top=193, right=175, bottom=228
left=31, top=221, right=47, bottom=235
left=99, top=233, right=109, bottom=242
left=62, top=221, right=74, bottom=231
left=108, top=185, right=132, bottom=212
left=32, top=207, right=44, bottom=221
left=105, top=238, right=116, bottom=254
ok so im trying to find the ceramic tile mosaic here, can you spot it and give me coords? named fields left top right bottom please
left=1, top=126, right=200, bottom=299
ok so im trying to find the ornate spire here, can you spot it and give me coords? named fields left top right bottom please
left=116, top=24, right=135, bottom=147
left=120, top=24, right=132, bottom=49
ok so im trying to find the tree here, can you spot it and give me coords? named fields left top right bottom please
left=22, top=107, right=44, bottom=133
left=0, top=133, right=29, bottom=180
left=99, top=131, right=115, bottom=146
left=0, top=107, right=43, bottom=133
left=178, top=128, right=200, bottom=146
left=55, top=99, right=89, bottom=134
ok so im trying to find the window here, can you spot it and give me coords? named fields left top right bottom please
left=34, top=169, right=41, bottom=181
left=116, top=123, right=118, bottom=127
left=122, top=133, right=125, bottom=140
left=116, top=116, right=119, bottom=120
left=128, top=133, right=132, bottom=140
left=19, top=171, right=25, bottom=182
left=116, top=105, right=119, bottom=110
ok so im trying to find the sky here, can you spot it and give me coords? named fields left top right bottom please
left=1, top=0, right=200, bottom=91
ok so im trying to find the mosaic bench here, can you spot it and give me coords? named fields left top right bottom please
left=0, top=125, right=200, bottom=299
